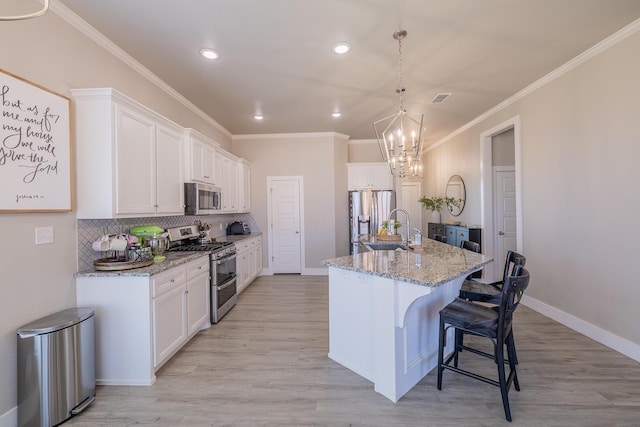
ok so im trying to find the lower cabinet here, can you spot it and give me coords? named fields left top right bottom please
left=76, top=255, right=210, bottom=385
left=236, top=236, right=262, bottom=293
left=428, top=223, right=481, bottom=250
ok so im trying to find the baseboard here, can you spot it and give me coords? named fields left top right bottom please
left=0, top=406, right=17, bottom=427
left=302, top=267, right=328, bottom=276
left=522, top=296, right=640, bottom=363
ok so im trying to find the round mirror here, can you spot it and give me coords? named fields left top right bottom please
left=445, top=175, right=466, bottom=216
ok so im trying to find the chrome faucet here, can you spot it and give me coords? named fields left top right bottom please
left=387, top=208, right=411, bottom=245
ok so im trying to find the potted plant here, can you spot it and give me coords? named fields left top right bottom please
left=379, top=220, right=401, bottom=235
left=419, top=196, right=460, bottom=223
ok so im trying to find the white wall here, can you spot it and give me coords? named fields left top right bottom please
left=0, top=7, right=231, bottom=421
left=422, top=25, right=640, bottom=355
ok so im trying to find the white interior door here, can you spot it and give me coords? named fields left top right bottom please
left=268, top=177, right=302, bottom=274
left=494, top=168, right=517, bottom=278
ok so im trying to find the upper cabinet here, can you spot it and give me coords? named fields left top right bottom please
left=72, top=88, right=184, bottom=218
left=240, top=159, right=251, bottom=212
left=347, top=162, right=394, bottom=190
left=184, top=128, right=217, bottom=185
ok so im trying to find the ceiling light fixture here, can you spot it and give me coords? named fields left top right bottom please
left=254, top=115, right=264, bottom=121
left=0, top=0, right=49, bottom=21
left=332, top=112, right=342, bottom=118
left=199, top=48, right=220, bottom=60
left=332, top=42, right=351, bottom=55
left=373, top=30, right=424, bottom=178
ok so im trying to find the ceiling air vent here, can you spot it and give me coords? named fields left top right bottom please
left=431, top=93, right=452, bottom=104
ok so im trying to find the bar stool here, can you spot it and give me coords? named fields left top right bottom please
left=434, top=234, right=447, bottom=243
left=437, top=267, right=530, bottom=422
left=459, top=240, right=481, bottom=279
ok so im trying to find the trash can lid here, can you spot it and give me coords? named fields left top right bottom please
left=17, top=307, right=94, bottom=337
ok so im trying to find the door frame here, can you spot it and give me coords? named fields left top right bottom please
left=266, top=176, right=305, bottom=275
left=480, top=116, right=523, bottom=282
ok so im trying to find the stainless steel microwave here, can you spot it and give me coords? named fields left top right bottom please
left=184, top=182, right=221, bottom=215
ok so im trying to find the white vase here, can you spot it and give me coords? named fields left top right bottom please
left=429, top=210, right=441, bottom=224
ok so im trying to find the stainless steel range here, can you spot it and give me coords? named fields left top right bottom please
left=167, top=225, right=237, bottom=323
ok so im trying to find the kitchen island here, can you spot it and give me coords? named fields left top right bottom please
left=322, top=239, right=491, bottom=402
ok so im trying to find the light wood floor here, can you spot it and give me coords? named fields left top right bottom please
left=68, top=275, right=640, bottom=426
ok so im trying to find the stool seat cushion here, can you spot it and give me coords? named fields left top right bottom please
left=439, top=298, right=500, bottom=337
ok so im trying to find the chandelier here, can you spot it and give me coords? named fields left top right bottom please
left=0, top=0, right=49, bottom=21
left=373, top=30, right=424, bottom=178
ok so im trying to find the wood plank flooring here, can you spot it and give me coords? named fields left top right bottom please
left=67, top=275, right=640, bottom=426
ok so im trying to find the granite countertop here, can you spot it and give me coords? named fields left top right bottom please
left=322, top=239, right=492, bottom=287
left=75, top=252, right=209, bottom=278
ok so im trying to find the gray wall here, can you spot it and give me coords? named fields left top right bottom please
left=0, top=7, right=231, bottom=419
left=232, top=133, right=348, bottom=271
left=422, top=28, right=640, bottom=353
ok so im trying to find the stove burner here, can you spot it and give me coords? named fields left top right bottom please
left=168, top=241, right=233, bottom=252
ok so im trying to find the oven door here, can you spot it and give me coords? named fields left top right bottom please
left=211, top=253, right=237, bottom=323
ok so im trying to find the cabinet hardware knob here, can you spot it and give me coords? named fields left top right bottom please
left=498, top=231, right=505, bottom=235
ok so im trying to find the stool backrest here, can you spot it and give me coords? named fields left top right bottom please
left=435, top=234, right=447, bottom=243
left=497, top=267, right=530, bottom=338
left=502, top=251, right=526, bottom=282
left=460, top=240, right=480, bottom=253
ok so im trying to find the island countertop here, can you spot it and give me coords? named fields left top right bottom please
left=322, top=239, right=492, bottom=287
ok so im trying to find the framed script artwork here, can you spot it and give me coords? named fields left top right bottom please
left=0, top=68, right=72, bottom=212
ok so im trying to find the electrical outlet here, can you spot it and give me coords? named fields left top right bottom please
left=35, top=226, right=54, bottom=245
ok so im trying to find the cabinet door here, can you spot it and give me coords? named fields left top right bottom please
left=187, top=270, right=209, bottom=336
left=241, top=163, right=251, bottom=212
left=446, top=227, right=457, bottom=246
left=155, top=123, right=185, bottom=214
left=368, top=163, right=393, bottom=190
left=190, top=138, right=215, bottom=184
left=152, top=284, right=187, bottom=367
left=116, top=105, right=156, bottom=215
left=254, top=243, right=262, bottom=278
left=221, top=156, right=239, bottom=212
left=347, top=164, right=370, bottom=190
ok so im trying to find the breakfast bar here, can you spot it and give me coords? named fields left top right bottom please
left=322, top=240, right=491, bottom=402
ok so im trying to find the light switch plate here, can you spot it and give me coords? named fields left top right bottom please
left=35, top=226, right=54, bottom=245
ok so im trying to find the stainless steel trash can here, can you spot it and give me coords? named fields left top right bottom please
left=17, top=308, right=96, bottom=427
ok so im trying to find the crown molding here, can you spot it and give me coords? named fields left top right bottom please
left=426, top=17, right=640, bottom=152
left=348, top=139, right=378, bottom=145
left=50, top=0, right=232, bottom=138
left=233, top=132, right=350, bottom=141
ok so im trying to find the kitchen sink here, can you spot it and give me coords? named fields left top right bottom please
left=364, top=242, right=406, bottom=251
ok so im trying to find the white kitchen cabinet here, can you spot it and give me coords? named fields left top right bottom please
left=75, top=255, right=210, bottom=385
left=220, top=154, right=239, bottom=212
left=240, top=159, right=251, bottom=212
left=186, top=256, right=210, bottom=336
left=71, top=88, right=184, bottom=218
left=152, top=268, right=188, bottom=368
left=347, top=162, right=394, bottom=190
left=236, top=236, right=262, bottom=293
left=184, top=128, right=217, bottom=185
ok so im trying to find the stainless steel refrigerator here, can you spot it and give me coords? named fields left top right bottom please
left=349, top=190, right=396, bottom=254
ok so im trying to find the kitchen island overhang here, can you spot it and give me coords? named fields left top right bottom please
left=322, top=241, right=492, bottom=402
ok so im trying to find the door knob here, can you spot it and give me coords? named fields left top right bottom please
left=295, top=231, right=300, bottom=234
left=498, top=231, right=505, bottom=235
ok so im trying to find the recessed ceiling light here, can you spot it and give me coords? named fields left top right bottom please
left=332, top=112, right=342, bottom=118
left=332, top=42, right=351, bottom=55
left=254, top=115, right=264, bottom=121
left=200, top=48, right=220, bottom=59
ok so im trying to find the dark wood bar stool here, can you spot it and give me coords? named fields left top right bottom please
left=459, top=240, right=481, bottom=278
left=437, top=267, right=530, bottom=422
left=434, top=234, right=447, bottom=243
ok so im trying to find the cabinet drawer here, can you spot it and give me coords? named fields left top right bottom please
left=152, top=266, right=186, bottom=298
left=186, top=257, right=209, bottom=280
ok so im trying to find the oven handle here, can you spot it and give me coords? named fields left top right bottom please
left=214, top=253, right=237, bottom=265
left=217, top=276, right=237, bottom=291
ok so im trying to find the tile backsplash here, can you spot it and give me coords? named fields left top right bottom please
left=77, top=213, right=260, bottom=272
